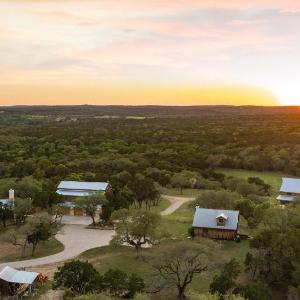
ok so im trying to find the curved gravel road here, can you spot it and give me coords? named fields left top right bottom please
left=0, top=195, right=194, bottom=271
left=0, top=225, right=114, bottom=271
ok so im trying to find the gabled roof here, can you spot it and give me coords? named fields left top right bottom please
left=0, top=266, right=38, bottom=284
left=276, top=194, right=296, bottom=202
left=57, top=181, right=108, bottom=191
left=192, top=207, right=239, bottom=230
left=280, top=177, right=300, bottom=194
left=216, top=213, right=228, bottom=220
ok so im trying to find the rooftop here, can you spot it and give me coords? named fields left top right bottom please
left=192, top=207, right=239, bottom=231
left=280, top=177, right=300, bottom=194
left=57, top=181, right=108, bottom=192
left=0, top=266, right=38, bottom=284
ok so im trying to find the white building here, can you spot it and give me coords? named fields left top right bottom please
left=277, top=177, right=300, bottom=204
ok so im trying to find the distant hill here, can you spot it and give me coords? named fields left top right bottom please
left=0, top=105, right=300, bottom=117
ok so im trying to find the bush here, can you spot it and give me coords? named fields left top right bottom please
left=53, top=260, right=144, bottom=299
left=235, top=281, right=271, bottom=300
left=194, top=190, right=239, bottom=210
left=53, top=260, right=99, bottom=294
left=103, top=269, right=144, bottom=299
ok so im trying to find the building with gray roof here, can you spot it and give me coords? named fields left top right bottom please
left=56, top=181, right=108, bottom=217
left=192, top=207, right=239, bottom=240
left=277, top=177, right=300, bottom=204
left=57, top=181, right=108, bottom=197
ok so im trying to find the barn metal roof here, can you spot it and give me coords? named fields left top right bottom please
left=56, top=190, right=96, bottom=197
left=280, top=177, right=300, bottom=194
left=192, top=207, right=239, bottom=230
left=276, top=194, right=296, bottom=202
left=58, top=181, right=108, bottom=191
left=0, top=266, right=38, bottom=284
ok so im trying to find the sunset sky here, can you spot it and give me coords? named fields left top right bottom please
left=0, top=0, right=299, bottom=106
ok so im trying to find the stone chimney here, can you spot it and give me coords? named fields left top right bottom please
left=9, top=189, right=15, bottom=201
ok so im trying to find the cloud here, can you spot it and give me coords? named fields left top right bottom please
left=0, top=0, right=299, bottom=105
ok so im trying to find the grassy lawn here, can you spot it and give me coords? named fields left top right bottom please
left=160, top=187, right=202, bottom=197
left=80, top=237, right=250, bottom=298
left=130, top=196, right=170, bottom=213
left=161, top=201, right=194, bottom=238
left=0, top=237, right=64, bottom=263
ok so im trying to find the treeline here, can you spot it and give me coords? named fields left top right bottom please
left=1, top=105, right=300, bottom=117
left=0, top=112, right=300, bottom=187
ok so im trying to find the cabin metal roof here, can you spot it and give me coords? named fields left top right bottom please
left=192, top=207, right=239, bottom=230
left=0, top=266, right=38, bottom=284
left=280, top=177, right=300, bottom=194
left=276, top=194, right=296, bottom=202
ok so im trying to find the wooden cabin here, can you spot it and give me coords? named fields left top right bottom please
left=192, top=207, right=239, bottom=240
left=276, top=177, right=300, bottom=205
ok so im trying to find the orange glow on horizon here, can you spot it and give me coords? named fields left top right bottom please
left=0, top=84, right=278, bottom=106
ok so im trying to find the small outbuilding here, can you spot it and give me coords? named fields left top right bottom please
left=0, top=266, right=39, bottom=297
left=276, top=177, right=300, bottom=204
left=192, top=207, right=239, bottom=240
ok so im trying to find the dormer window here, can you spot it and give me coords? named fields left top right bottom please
left=216, top=213, right=228, bottom=226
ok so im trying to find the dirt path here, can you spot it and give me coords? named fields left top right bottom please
left=161, top=195, right=195, bottom=215
left=0, top=225, right=114, bottom=271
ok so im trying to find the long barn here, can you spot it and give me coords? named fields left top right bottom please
left=56, top=180, right=109, bottom=216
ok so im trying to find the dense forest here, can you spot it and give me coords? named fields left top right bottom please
left=0, top=105, right=299, bottom=206
left=1, top=106, right=300, bottom=188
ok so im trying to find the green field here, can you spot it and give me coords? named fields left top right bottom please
left=80, top=237, right=249, bottom=299
left=130, top=196, right=170, bottom=213
left=160, top=187, right=203, bottom=197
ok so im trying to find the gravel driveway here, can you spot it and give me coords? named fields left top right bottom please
left=161, top=195, right=195, bottom=215
left=0, top=225, right=114, bottom=271
left=0, top=195, right=193, bottom=272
